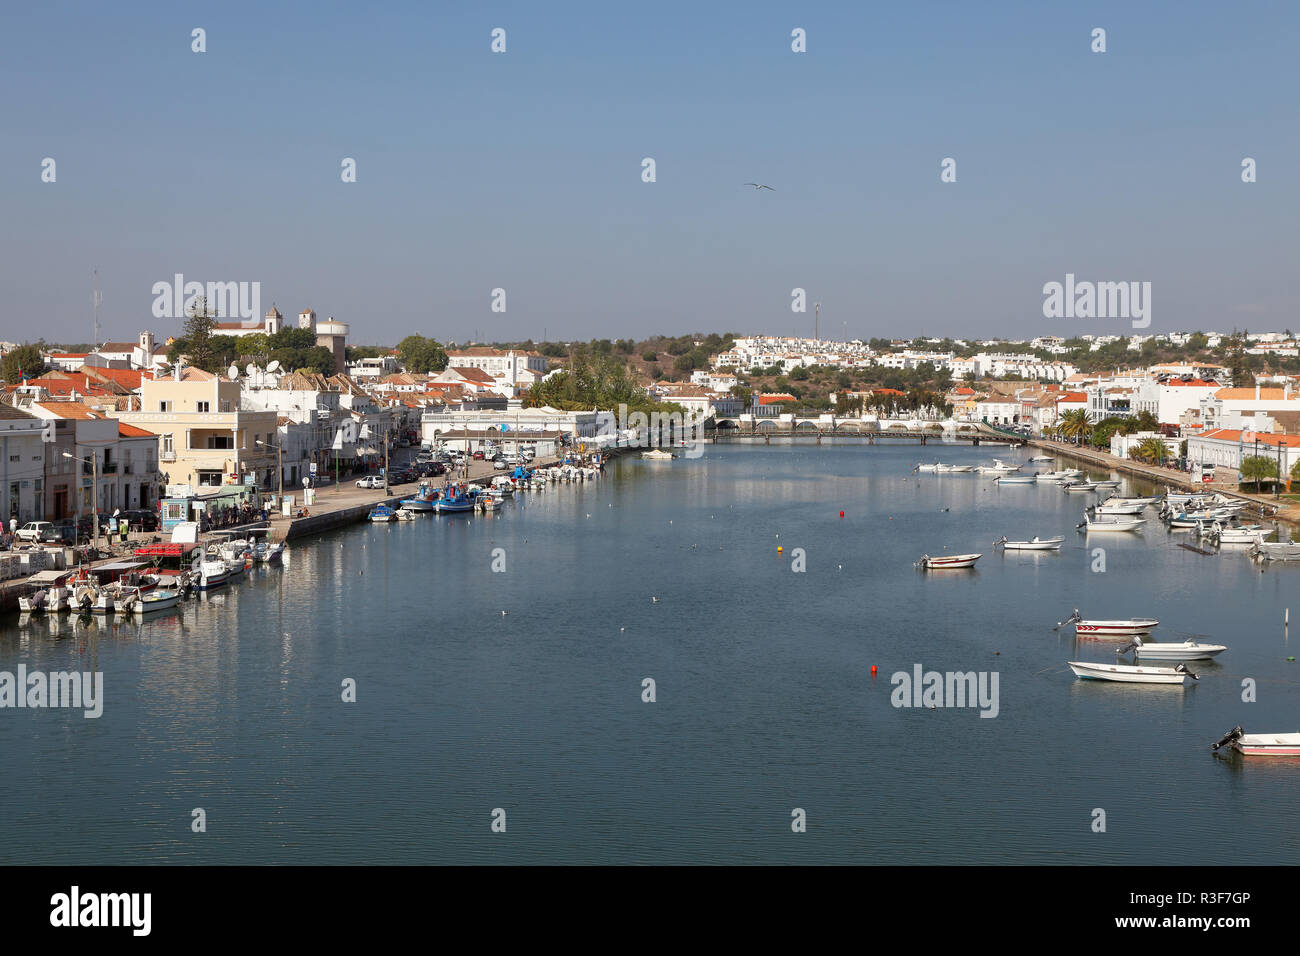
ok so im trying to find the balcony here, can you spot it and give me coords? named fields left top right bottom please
left=161, top=451, right=176, bottom=462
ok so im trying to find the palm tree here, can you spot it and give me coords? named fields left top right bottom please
left=1129, top=436, right=1170, bottom=465
left=1057, top=409, right=1092, bottom=445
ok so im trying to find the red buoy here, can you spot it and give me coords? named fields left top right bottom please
left=839, top=511, right=844, bottom=518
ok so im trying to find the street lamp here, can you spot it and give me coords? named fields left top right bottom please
left=63, top=451, right=100, bottom=550
left=255, top=439, right=283, bottom=500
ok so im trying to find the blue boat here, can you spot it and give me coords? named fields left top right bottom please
left=435, top=484, right=476, bottom=513
left=369, top=504, right=398, bottom=522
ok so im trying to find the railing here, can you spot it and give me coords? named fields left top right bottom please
left=162, top=451, right=176, bottom=461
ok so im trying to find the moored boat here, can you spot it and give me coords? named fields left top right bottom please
left=641, top=449, right=674, bottom=460
left=1068, top=661, right=1197, bottom=684
left=916, top=553, right=981, bottom=569
left=1059, top=609, right=1158, bottom=637
left=1212, top=726, right=1300, bottom=756
left=995, top=535, right=1064, bottom=551
left=131, top=588, right=182, bottom=615
left=1117, top=636, right=1227, bottom=661
left=1078, top=513, right=1146, bottom=532
left=994, top=474, right=1037, bottom=484
left=369, top=504, right=398, bottom=522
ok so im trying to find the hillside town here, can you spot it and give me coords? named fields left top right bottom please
left=4, top=316, right=1300, bottom=529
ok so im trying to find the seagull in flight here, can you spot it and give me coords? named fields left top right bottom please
left=744, top=182, right=775, bottom=191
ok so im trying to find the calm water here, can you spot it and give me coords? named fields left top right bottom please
left=3, top=441, right=1299, bottom=865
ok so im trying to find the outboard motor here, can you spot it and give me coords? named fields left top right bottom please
left=1211, top=726, right=1244, bottom=751
left=1174, top=663, right=1199, bottom=681
left=1117, top=639, right=1138, bottom=656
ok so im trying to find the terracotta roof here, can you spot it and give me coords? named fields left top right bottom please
left=1197, top=429, right=1300, bottom=446
left=97, top=342, right=137, bottom=352
left=446, top=367, right=496, bottom=384
left=117, top=423, right=154, bottom=438
left=33, top=401, right=104, bottom=420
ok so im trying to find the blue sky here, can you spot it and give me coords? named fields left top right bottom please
left=2, top=1, right=1297, bottom=346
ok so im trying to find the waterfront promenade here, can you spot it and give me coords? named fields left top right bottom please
left=1030, top=436, right=1300, bottom=529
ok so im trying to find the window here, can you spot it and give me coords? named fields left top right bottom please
left=196, top=401, right=210, bottom=413
left=162, top=435, right=174, bottom=454
left=196, top=471, right=222, bottom=488
left=206, top=435, right=233, bottom=449
left=159, top=401, right=172, bottom=412
left=220, top=400, right=231, bottom=413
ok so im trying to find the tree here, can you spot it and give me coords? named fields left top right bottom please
left=1, top=343, right=47, bottom=384
left=1290, top=458, right=1300, bottom=491
left=1240, top=455, right=1278, bottom=490
left=396, top=335, right=448, bottom=374
left=179, top=297, right=218, bottom=372
left=1057, top=409, right=1092, bottom=444
left=730, top=384, right=752, bottom=409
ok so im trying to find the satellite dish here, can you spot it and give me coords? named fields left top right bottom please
left=245, top=363, right=256, bottom=377
left=228, top=365, right=240, bottom=379
left=267, top=360, right=281, bottom=373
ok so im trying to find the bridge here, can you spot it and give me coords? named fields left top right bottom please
left=708, top=417, right=1027, bottom=445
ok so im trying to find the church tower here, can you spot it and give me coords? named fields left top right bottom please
left=265, top=306, right=283, bottom=336
left=298, top=308, right=317, bottom=332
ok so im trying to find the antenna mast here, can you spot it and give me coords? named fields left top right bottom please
left=92, top=268, right=103, bottom=345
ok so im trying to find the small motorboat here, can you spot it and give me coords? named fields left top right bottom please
left=976, top=459, right=1020, bottom=474
left=995, top=535, right=1064, bottom=551
left=369, top=504, right=398, bottom=522
left=1093, top=500, right=1147, bottom=515
left=1078, top=514, right=1146, bottom=532
left=1038, top=469, right=1083, bottom=482
left=132, top=589, right=182, bottom=615
left=1212, top=726, right=1300, bottom=756
left=1252, top=539, right=1300, bottom=561
left=1117, top=636, right=1227, bottom=661
left=253, top=540, right=285, bottom=563
left=1207, top=523, right=1266, bottom=545
left=192, top=550, right=230, bottom=590
left=435, top=487, right=476, bottom=513
left=641, top=449, right=674, bottom=461
left=1069, top=661, right=1197, bottom=684
left=916, top=553, right=981, bottom=569
left=1062, top=480, right=1102, bottom=493
left=1027, top=455, right=1055, bottom=463
left=1058, top=609, right=1158, bottom=637
left=994, top=475, right=1037, bottom=484
left=18, top=571, right=71, bottom=613
left=914, top=463, right=941, bottom=473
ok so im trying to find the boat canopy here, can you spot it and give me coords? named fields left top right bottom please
left=25, top=570, right=70, bottom=584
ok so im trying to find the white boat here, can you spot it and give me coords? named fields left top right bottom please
left=253, top=540, right=285, bottom=563
left=995, top=535, right=1064, bottom=551
left=1212, top=726, right=1300, bottom=756
left=1062, top=480, right=1102, bottom=493
left=943, top=464, right=975, bottom=473
left=1093, top=500, right=1147, bottom=516
left=1027, top=455, right=1055, bottom=462
left=1208, top=523, right=1266, bottom=545
left=17, top=571, right=71, bottom=613
left=915, top=463, right=941, bottom=473
left=192, top=551, right=230, bottom=590
left=1068, top=661, right=1197, bottom=684
left=994, top=475, right=1037, bottom=484
left=132, top=589, right=182, bottom=615
left=976, top=459, right=1020, bottom=474
left=1059, top=610, right=1158, bottom=637
left=1078, top=514, right=1146, bottom=532
left=1117, top=636, right=1227, bottom=661
left=1093, top=479, right=1121, bottom=488
left=916, top=553, right=981, bottom=569
left=1252, top=540, right=1300, bottom=561
left=1036, top=470, right=1081, bottom=483
left=641, top=449, right=673, bottom=461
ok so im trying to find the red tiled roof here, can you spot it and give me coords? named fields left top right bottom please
left=118, top=423, right=154, bottom=438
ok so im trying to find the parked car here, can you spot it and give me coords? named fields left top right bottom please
left=356, top=475, right=385, bottom=489
left=15, top=521, right=53, bottom=542
left=38, top=524, right=79, bottom=546
left=493, top=459, right=510, bottom=470
left=472, top=450, right=486, bottom=460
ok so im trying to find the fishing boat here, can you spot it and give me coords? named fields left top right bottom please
left=399, top=483, right=438, bottom=512
left=641, top=449, right=673, bottom=461
left=1252, top=539, right=1300, bottom=561
left=1068, top=661, right=1197, bottom=684
left=253, top=540, right=285, bottom=563
left=435, top=485, right=476, bottom=513
left=916, top=553, right=981, bottom=569
left=1059, top=609, right=1158, bottom=637
left=1036, top=470, right=1081, bottom=483
left=1093, top=479, right=1121, bottom=488
left=1078, top=513, right=1146, bottom=532
left=17, top=570, right=71, bottom=613
left=1212, top=726, right=1300, bottom=756
left=192, top=549, right=230, bottom=590
left=131, top=588, right=182, bottom=615
left=994, top=474, right=1037, bottom=484
left=995, top=535, right=1064, bottom=551
left=1117, top=636, right=1227, bottom=661
left=369, top=503, right=398, bottom=522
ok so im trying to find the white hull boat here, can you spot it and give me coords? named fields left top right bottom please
left=916, top=553, right=981, bottom=569
left=1027, top=455, right=1055, bottom=462
left=1213, top=727, right=1300, bottom=756
left=996, top=535, right=1064, bottom=551
left=976, top=460, right=1020, bottom=474
left=1059, top=610, right=1158, bottom=637
left=641, top=449, right=673, bottom=461
left=1117, top=637, right=1227, bottom=661
left=1252, top=540, right=1300, bottom=561
left=1078, top=515, right=1146, bottom=532
left=1069, top=661, right=1197, bottom=684
left=1062, top=481, right=1102, bottom=493
left=994, top=475, right=1037, bottom=484
left=1093, top=500, right=1147, bottom=515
